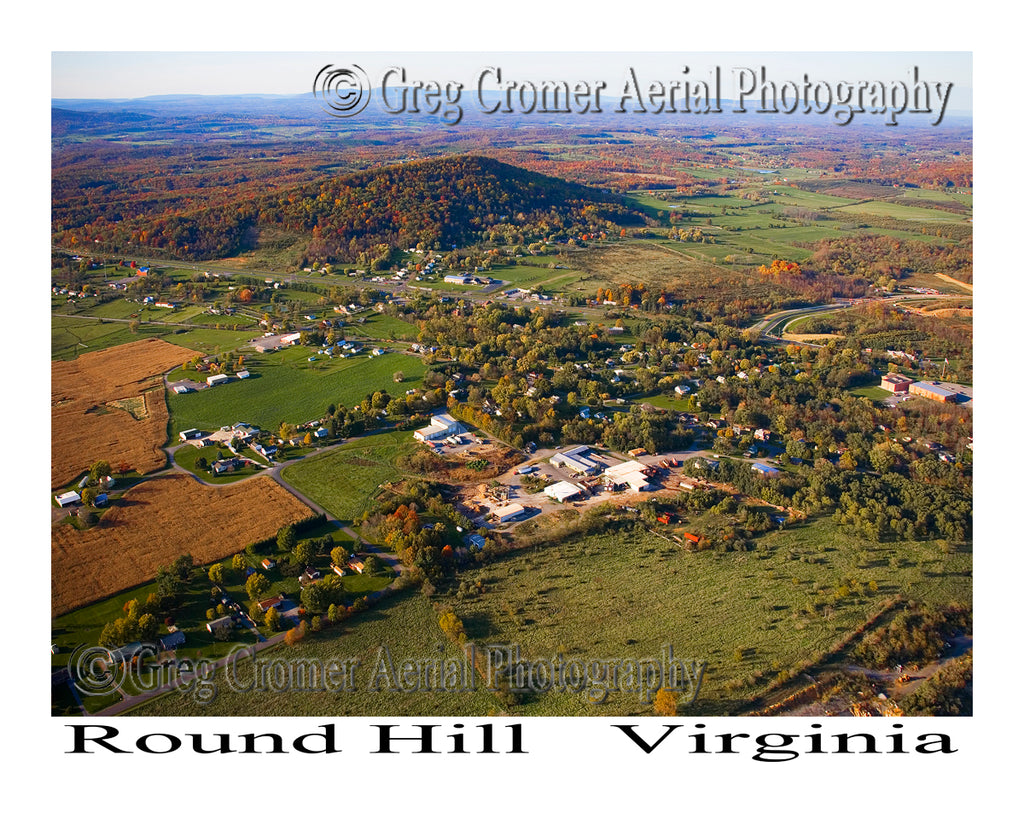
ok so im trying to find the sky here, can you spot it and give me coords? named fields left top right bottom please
left=52, top=51, right=973, bottom=113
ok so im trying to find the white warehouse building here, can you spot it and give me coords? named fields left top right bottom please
left=413, top=413, right=465, bottom=442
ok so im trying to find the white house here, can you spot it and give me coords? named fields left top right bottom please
left=206, top=374, right=232, bottom=387
left=55, top=491, right=80, bottom=507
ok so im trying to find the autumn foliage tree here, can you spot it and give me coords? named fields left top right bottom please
left=653, top=688, right=678, bottom=716
left=438, top=605, right=467, bottom=645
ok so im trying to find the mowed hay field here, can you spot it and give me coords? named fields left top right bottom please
left=51, top=338, right=198, bottom=488
left=51, top=474, right=312, bottom=616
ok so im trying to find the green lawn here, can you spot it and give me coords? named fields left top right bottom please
left=167, top=347, right=427, bottom=436
left=342, top=313, right=420, bottom=342
left=848, top=385, right=892, bottom=401
left=172, top=443, right=268, bottom=484
left=279, top=429, right=418, bottom=522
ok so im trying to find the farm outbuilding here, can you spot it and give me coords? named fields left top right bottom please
left=602, top=459, right=654, bottom=491
left=493, top=503, right=527, bottom=523
left=55, top=491, right=80, bottom=507
left=544, top=481, right=585, bottom=503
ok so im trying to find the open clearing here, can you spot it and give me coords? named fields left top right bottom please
left=280, top=429, right=418, bottom=522
left=51, top=474, right=312, bottom=616
left=167, top=347, right=427, bottom=436
left=51, top=338, right=198, bottom=488
left=571, top=242, right=776, bottom=303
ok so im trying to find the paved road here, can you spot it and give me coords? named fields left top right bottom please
left=748, top=292, right=969, bottom=346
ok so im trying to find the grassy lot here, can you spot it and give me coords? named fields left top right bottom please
left=279, top=429, right=418, bottom=522
left=167, top=347, right=427, bottom=436
left=172, top=443, right=268, bottom=484
left=848, top=385, right=892, bottom=401
left=342, top=313, right=420, bottom=342
left=422, top=519, right=970, bottom=715
left=161, top=326, right=261, bottom=353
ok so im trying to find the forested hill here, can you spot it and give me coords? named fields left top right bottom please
left=53, top=155, right=647, bottom=262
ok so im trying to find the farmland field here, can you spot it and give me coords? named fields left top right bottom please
left=51, top=338, right=198, bottom=487
left=166, top=347, right=428, bottom=436
left=51, top=315, right=170, bottom=360
left=280, top=429, right=418, bottom=522
left=50, top=473, right=312, bottom=616
left=570, top=241, right=773, bottom=302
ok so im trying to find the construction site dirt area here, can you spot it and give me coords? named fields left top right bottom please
left=51, top=474, right=312, bottom=616
left=51, top=338, right=199, bottom=488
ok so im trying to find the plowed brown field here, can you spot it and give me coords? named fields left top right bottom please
left=51, top=474, right=312, bottom=616
left=51, top=338, right=197, bottom=489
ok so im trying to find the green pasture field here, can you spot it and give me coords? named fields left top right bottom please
left=183, top=310, right=259, bottom=328
left=764, top=187, right=861, bottom=209
left=52, top=316, right=168, bottom=360
left=342, top=313, right=420, bottom=342
left=164, top=327, right=263, bottom=353
left=129, top=516, right=971, bottom=717
left=487, top=260, right=583, bottom=290
left=414, top=519, right=970, bottom=715
left=76, top=298, right=144, bottom=319
left=167, top=348, right=427, bottom=436
left=831, top=200, right=970, bottom=223
left=896, top=189, right=973, bottom=207
left=279, top=429, right=417, bottom=523
left=412, top=279, right=492, bottom=293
